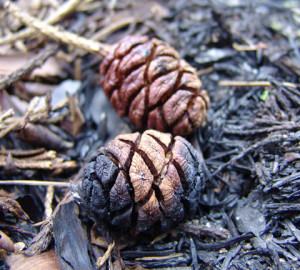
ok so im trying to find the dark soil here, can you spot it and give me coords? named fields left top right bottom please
left=0, top=0, right=299, bottom=269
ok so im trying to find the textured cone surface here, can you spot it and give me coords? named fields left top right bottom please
left=80, top=130, right=206, bottom=232
left=100, top=36, right=210, bottom=136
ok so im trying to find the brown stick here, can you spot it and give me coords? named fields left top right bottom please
left=0, top=0, right=82, bottom=45
left=0, top=155, right=77, bottom=170
left=0, top=44, right=58, bottom=90
left=96, top=241, right=115, bottom=268
left=4, top=1, right=110, bottom=56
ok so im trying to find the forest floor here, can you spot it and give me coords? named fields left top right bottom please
left=0, top=0, right=299, bottom=269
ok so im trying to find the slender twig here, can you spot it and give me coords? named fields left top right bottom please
left=0, top=156, right=77, bottom=170
left=44, top=185, right=55, bottom=219
left=0, top=180, right=70, bottom=187
left=0, top=0, right=82, bottom=45
left=233, top=42, right=268, bottom=51
left=223, top=123, right=300, bottom=136
left=219, top=80, right=298, bottom=89
left=92, top=17, right=135, bottom=41
left=0, top=44, right=58, bottom=90
left=197, top=66, right=214, bottom=76
left=0, top=148, right=45, bottom=157
left=195, top=232, right=255, bottom=250
left=97, top=241, right=115, bottom=268
left=4, top=1, right=110, bottom=56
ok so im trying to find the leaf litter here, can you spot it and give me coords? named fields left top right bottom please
left=0, top=0, right=299, bottom=269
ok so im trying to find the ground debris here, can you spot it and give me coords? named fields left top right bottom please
left=0, top=148, right=76, bottom=171
left=0, top=191, right=30, bottom=221
left=0, top=0, right=299, bottom=269
left=6, top=249, right=61, bottom=270
left=53, top=200, right=95, bottom=270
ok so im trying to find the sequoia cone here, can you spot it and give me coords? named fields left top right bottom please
left=100, top=36, right=210, bottom=136
left=79, top=130, right=207, bottom=232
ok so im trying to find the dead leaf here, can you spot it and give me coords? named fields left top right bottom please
left=6, top=249, right=62, bottom=270
left=23, top=82, right=55, bottom=97
left=90, top=225, right=108, bottom=249
left=0, top=230, right=15, bottom=253
left=0, top=193, right=30, bottom=221
left=60, top=95, right=85, bottom=137
left=284, top=152, right=300, bottom=163
left=24, top=220, right=53, bottom=256
left=0, top=90, right=28, bottom=116
left=19, top=123, right=73, bottom=150
left=0, top=53, right=65, bottom=79
left=14, top=242, right=26, bottom=253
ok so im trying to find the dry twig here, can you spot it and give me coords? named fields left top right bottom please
left=0, top=148, right=76, bottom=171
left=0, top=154, right=76, bottom=170
left=218, top=80, right=299, bottom=89
left=233, top=42, right=268, bottom=51
left=5, top=1, right=110, bottom=56
left=97, top=241, right=115, bottom=269
left=0, top=180, right=70, bottom=187
left=0, top=44, right=58, bottom=90
left=0, top=96, right=70, bottom=139
left=44, top=185, right=55, bottom=219
left=0, top=0, right=82, bottom=45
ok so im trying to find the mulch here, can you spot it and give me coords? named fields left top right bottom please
left=0, top=0, right=299, bottom=269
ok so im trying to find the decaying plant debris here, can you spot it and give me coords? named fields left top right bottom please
left=0, top=0, right=299, bottom=269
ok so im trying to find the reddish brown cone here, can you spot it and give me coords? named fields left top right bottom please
left=100, top=36, right=210, bottom=136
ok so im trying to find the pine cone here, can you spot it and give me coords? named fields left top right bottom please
left=79, top=130, right=207, bottom=232
left=100, top=36, right=210, bottom=136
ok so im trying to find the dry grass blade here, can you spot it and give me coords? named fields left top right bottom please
left=0, top=148, right=45, bottom=157
left=135, top=253, right=184, bottom=261
left=5, top=1, right=110, bottom=56
left=233, top=42, right=268, bottom=51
